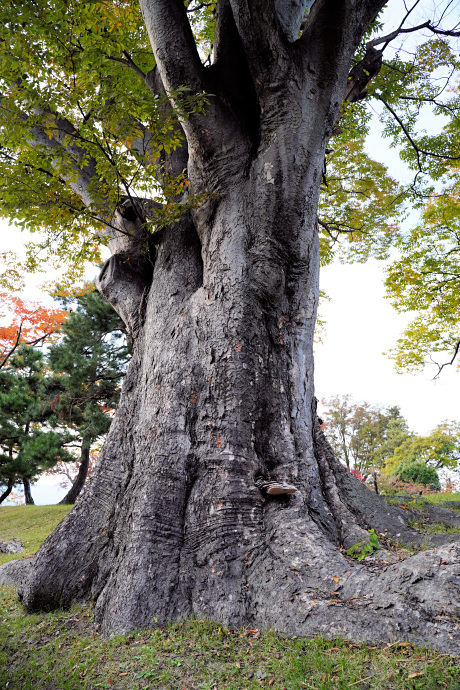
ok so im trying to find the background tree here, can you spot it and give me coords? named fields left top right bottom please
left=385, top=183, right=460, bottom=375
left=0, top=292, right=67, bottom=369
left=47, top=289, right=129, bottom=504
left=383, top=421, right=460, bottom=477
left=1, top=0, right=459, bottom=650
left=0, top=346, right=73, bottom=505
left=321, top=395, right=410, bottom=473
left=396, top=462, right=441, bottom=491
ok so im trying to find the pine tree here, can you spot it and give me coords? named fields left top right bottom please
left=47, top=290, right=129, bottom=504
left=0, top=346, right=73, bottom=504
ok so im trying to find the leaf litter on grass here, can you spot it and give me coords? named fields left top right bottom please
left=0, top=586, right=459, bottom=689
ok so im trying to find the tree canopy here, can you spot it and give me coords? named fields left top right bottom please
left=5, top=0, right=460, bottom=651
left=322, top=394, right=460, bottom=485
left=0, top=1, right=459, bottom=373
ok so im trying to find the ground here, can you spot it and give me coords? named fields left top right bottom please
left=1, top=502, right=460, bottom=687
left=1, top=587, right=459, bottom=688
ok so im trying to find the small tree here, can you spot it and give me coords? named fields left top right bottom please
left=383, top=422, right=460, bottom=480
left=321, top=396, right=410, bottom=474
left=47, top=290, right=129, bottom=504
left=397, top=463, right=441, bottom=491
left=0, top=292, right=67, bottom=369
left=0, top=346, right=73, bottom=504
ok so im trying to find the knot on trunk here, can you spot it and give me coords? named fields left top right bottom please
left=97, top=251, right=153, bottom=339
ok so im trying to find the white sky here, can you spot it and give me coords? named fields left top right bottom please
left=1, top=0, right=459, bottom=505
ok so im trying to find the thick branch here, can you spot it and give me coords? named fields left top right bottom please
left=139, top=0, right=205, bottom=94
left=368, top=20, right=460, bottom=50
left=300, top=0, right=387, bottom=58
left=8, top=105, right=109, bottom=213
left=343, top=46, right=382, bottom=103
left=274, top=0, right=311, bottom=43
left=299, top=0, right=387, bottom=107
left=212, top=0, right=260, bottom=144
left=228, top=0, right=286, bottom=80
left=0, top=478, right=14, bottom=505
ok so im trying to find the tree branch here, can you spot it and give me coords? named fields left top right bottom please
left=139, top=0, right=205, bottom=94
left=377, top=96, right=460, bottom=173
left=228, top=0, right=286, bottom=80
left=104, top=52, right=147, bottom=81
left=432, top=339, right=460, bottom=380
left=368, top=21, right=460, bottom=50
left=0, top=322, right=23, bottom=370
left=299, top=0, right=387, bottom=111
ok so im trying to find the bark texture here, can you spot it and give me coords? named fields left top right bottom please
left=22, top=477, right=34, bottom=505
left=19, top=0, right=460, bottom=652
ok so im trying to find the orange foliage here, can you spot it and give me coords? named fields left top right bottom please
left=0, top=291, right=68, bottom=361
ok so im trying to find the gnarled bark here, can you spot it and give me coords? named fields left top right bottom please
left=18, top=0, right=460, bottom=652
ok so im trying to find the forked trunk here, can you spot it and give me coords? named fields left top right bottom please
left=19, top=0, right=460, bottom=652
left=21, top=160, right=460, bottom=651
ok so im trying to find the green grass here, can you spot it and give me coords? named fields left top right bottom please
left=409, top=520, right=460, bottom=535
left=0, top=506, right=459, bottom=688
left=0, top=504, right=71, bottom=566
left=423, top=493, right=460, bottom=505
left=0, top=587, right=459, bottom=689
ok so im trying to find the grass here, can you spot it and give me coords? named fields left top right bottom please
left=383, top=493, right=460, bottom=515
left=0, top=587, right=459, bottom=689
left=423, top=493, right=460, bottom=505
left=0, top=504, right=71, bottom=566
left=0, top=505, right=459, bottom=688
left=409, top=520, right=460, bottom=535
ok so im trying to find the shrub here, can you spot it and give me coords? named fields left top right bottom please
left=396, top=462, right=440, bottom=491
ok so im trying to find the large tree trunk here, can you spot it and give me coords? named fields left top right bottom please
left=19, top=0, right=460, bottom=652
left=58, top=444, right=91, bottom=506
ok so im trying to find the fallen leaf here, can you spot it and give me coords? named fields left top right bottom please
left=408, top=672, right=424, bottom=679
left=333, top=575, right=339, bottom=583
left=329, top=647, right=340, bottom=651
left=269, top=680, right=275, bottom=686
left=247, top=669, right=254, bottom=679
left=119, top=672, right=128, bottom=676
